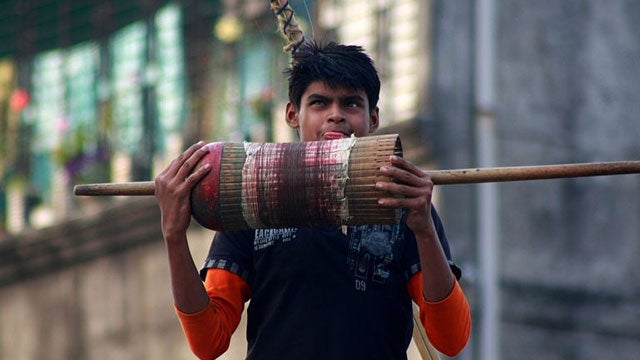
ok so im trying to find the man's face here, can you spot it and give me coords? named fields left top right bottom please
left=286, top=81, right=379, bottom=141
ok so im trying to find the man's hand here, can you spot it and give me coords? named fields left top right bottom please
left=376, top=155, right=435, bottom=237
left=377, top=155, right=455, bottom=301
left=155, top=141, right=211, bottom=241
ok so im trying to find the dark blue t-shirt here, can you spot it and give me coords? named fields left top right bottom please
left=201, top=208, right=459, bottom=360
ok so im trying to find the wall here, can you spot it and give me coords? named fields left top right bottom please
left=0, top=197, right=425, bottom=360
left=430, top=0, right=640, bottom=358
left=0, top=198, right=217, bottom=360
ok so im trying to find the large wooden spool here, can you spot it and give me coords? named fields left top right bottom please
left=190, top=134, right=403, bottom=230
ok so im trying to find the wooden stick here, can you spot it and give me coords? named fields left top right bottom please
left=75, top=181, right=156, bottom=196
left=412, top=306, right=441, bottom=360
left=73, top=160, right=640, bottom=196
left=427, top=160, right=640, bottom=185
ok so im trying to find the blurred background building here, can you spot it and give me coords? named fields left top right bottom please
left=0, top=0, right=639, bottom=359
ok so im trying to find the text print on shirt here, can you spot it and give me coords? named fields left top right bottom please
left=253, top=228, right=298, bottom=250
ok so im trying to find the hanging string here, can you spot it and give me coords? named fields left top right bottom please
left=269, top=0, right=306, bottom=55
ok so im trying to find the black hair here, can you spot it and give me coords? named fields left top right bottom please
left=286, top=41, right=381, bottom=112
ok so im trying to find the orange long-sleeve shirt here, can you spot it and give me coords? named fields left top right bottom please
left=176, top=268, right=470, bottom=359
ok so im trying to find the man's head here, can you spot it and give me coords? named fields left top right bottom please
left=286, top=41, right=381, bottom=112
left=285, top=41, right=381, bottom=141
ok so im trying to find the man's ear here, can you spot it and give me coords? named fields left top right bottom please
left=368, top=106, right=380, bottom=134
left=285, top=102, right=300, bottom=129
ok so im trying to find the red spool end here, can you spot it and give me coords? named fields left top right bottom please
left=190, top=142, right=225, bottom=231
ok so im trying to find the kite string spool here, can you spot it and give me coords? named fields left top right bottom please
left=190, top=134, right=403, bottom=231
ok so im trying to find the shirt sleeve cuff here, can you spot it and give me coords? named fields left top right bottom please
left=419, top=279, right=471, bottom=356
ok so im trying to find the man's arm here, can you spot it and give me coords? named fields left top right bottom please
left=377, top=155, right=471, bottom=355
left=176, top=269, right=250, bottom=359
left=408, top=272, right=471, bottom=356
left=155, top=141, right=212, bottom=313
left=377, top=155, right=456, bottom=300
left=156, top=142, right=251, bottom=359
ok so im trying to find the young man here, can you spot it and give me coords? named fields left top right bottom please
left=155, top=41, right=470, bottom=359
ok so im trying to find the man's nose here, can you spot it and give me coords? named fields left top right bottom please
left=327, top=104, right=346, bottom=122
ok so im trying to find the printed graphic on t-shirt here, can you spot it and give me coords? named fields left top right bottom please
left=347, top=224, right=400, bottom=291
left=253, top=228, right=298, bottom=250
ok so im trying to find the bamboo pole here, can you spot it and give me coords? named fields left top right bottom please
left=73, top=160, right=640, bottom=196
left=75, top=181, right=156, bottom=196
left=412, top=305, right=441, bottom=360
left=428, top=160, right=640, bottom=184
